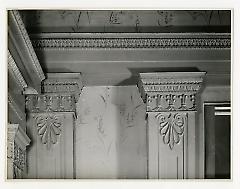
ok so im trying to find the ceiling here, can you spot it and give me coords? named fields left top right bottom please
left=19, top=10, right=231, bottom=86
left=21, top=10, right=230, bottom=33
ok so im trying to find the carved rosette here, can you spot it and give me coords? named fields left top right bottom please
left=139, top=72, right=205, bottom=149
left=155, top=113, right=187, bottom=149
left=34, top=114, right=62, bottom=149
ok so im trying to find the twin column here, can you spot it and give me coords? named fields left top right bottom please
left=25, top=73, right=83, bottom=179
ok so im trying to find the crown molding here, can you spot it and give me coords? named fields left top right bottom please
left=8, top=50, right=27, bottom=90
left=9, top=10, right=45, bottom=82
left=31, top=33, right=230, bottom=49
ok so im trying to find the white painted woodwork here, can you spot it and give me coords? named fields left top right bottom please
left=26, top=113, right=74, bottom=179
left=139, top=72, right=205, bottom=179
left=8, top=10, right=45, bottom=93
left=7, top=10, right=231, bottom=179
left=7, top=124, right=30, bottom=179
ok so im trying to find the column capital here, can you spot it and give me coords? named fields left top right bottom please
left=42, top=73, right=83, bottom=102
left=26, top=94, right=76, bottom=113
left=138, top=72, right=206, bottom=112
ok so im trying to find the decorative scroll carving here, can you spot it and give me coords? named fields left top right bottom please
left=31, top=34, right=230, bottom=49
left=155, top=113, right=187, bottom=149
left=10, top=10, right=45, bottom=81
left=34, top=114, right=62, bottom=149
left=26, top=94, right=76, bottom=113
left=139, top=72, right=205, bottom=112
left=8, top=50, right=27, bottom=90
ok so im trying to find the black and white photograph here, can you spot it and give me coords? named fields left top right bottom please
left=6, top=9, right=232, bottom=180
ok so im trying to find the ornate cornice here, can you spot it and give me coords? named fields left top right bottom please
left=31, top=33, right=230, bottom=49
left=139, top=72, right=205, bottom=112
left=26, top=94, right=76, bottom=113
left=8, top=50, right=27, bottom=90
left=42, top=73, right=83, bottom=101
left=10, top=10, right=45, bottom=81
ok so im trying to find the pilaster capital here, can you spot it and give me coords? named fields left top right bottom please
left=138, top=72, right=206, bottom=112
left=42, top=73, right=83, bottom=102
left=26, top=94, right=76, bottom=113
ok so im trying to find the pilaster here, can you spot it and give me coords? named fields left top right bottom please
left=25, top=73, right=83, bottom=178
left=138, top=72, right=205, bottom=179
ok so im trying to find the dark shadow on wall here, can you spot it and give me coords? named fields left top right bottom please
left=116, top=67, right=201, bottom=86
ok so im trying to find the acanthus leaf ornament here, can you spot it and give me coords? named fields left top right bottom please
left=155, top=113, right=187, bottom=150
left=35, top=114, right=62, bottom=149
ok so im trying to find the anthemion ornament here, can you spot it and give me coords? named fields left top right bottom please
left=155, top=112, right=187, bottom=149
left=35, top=114, right=62, bottom=149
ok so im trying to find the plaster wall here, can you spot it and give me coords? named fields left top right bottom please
left=75, top=86, right=147, bottom=178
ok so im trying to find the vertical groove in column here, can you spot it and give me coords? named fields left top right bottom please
left=177, top=156, right=179, bottom=179
left=157, top=130, right=159, bottom=179
left=138, top=72, right=205, bottom=179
